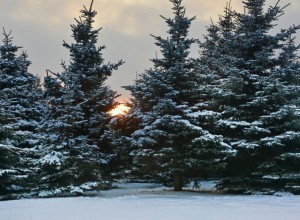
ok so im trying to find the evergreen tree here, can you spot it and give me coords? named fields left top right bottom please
left=103, top=107, right=143, bottom=180
left=198, top=0, right=300, bottom=194
left=0, top=29, right=44, bottom=197
left=122, top=0, right=232, bottom=191
left=39, top=0, right=123, bottom=196
left=251, top=27, right=300, bottom=194
left=0, top=109, right=21, bottom=196
left=196, top=2, right=236, bottom=132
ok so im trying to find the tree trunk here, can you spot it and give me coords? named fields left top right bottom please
left=174, top=171, right=183, bottom=191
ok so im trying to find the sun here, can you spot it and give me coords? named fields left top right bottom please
left=109, top=104, right=130, bottom=116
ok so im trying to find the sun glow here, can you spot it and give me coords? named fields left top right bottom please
left=109, top=104, right=130, bottom=116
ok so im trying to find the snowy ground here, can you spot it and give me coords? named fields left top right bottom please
left=1, top=183, right=300, bottom=220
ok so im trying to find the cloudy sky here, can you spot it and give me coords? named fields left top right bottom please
left=1, top=0, right=299, bottom=101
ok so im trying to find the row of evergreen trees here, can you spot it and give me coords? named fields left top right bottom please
left=0, top=0, right=123, bottom=198
left=0, top=0, right=299, bottom=198
left=111, top=0, right=300, bottom=193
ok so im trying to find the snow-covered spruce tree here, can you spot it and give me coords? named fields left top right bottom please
left=123, top=0, right=233, bottom=191
left=198, top=0, right=300, bottom=194
left=102, top=106, right=143, bottom=180
left=0, top=29, right=44, bottom=197
left=252, top=28, right=300, bottom=194
left=38, top=0, right=123, bottom=196
left=0, top=109, right=21, bottom=196
left=195, top=2, right=236, bottom=132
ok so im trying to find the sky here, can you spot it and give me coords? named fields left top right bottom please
left=0, top=0, right=299, bottom=101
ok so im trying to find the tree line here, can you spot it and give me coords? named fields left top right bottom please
left=0, top=0, right=299, bottom=199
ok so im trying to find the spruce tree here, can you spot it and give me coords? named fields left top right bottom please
left=196, top=2, right=236, bottom=132
left=0, top=110, right=21, bottom=196
left=198, top=0, right=300, bottom=194
left=0, top=29, right=44, bottom=197
left=123, top=0, right=232, bottom=191
left=39, top=0, right=123, bottom=195
left=252, top=27, right=300, bottom=194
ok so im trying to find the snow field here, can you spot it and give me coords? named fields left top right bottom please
left=1, top=192, right=300, bottom=220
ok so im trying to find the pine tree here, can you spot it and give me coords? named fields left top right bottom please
left=198, top=0, right=300, bottom=194
left=251, top=27, right=300, bottom=194
left=0, top=29, right=44, bottom=197
left=122, top=0, right=232, bottom=191
left=0, top=110, right=21, bottom=196
left=38, top=0, right=123, bottom=196
left=196, top=2, right=236, bottom=132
